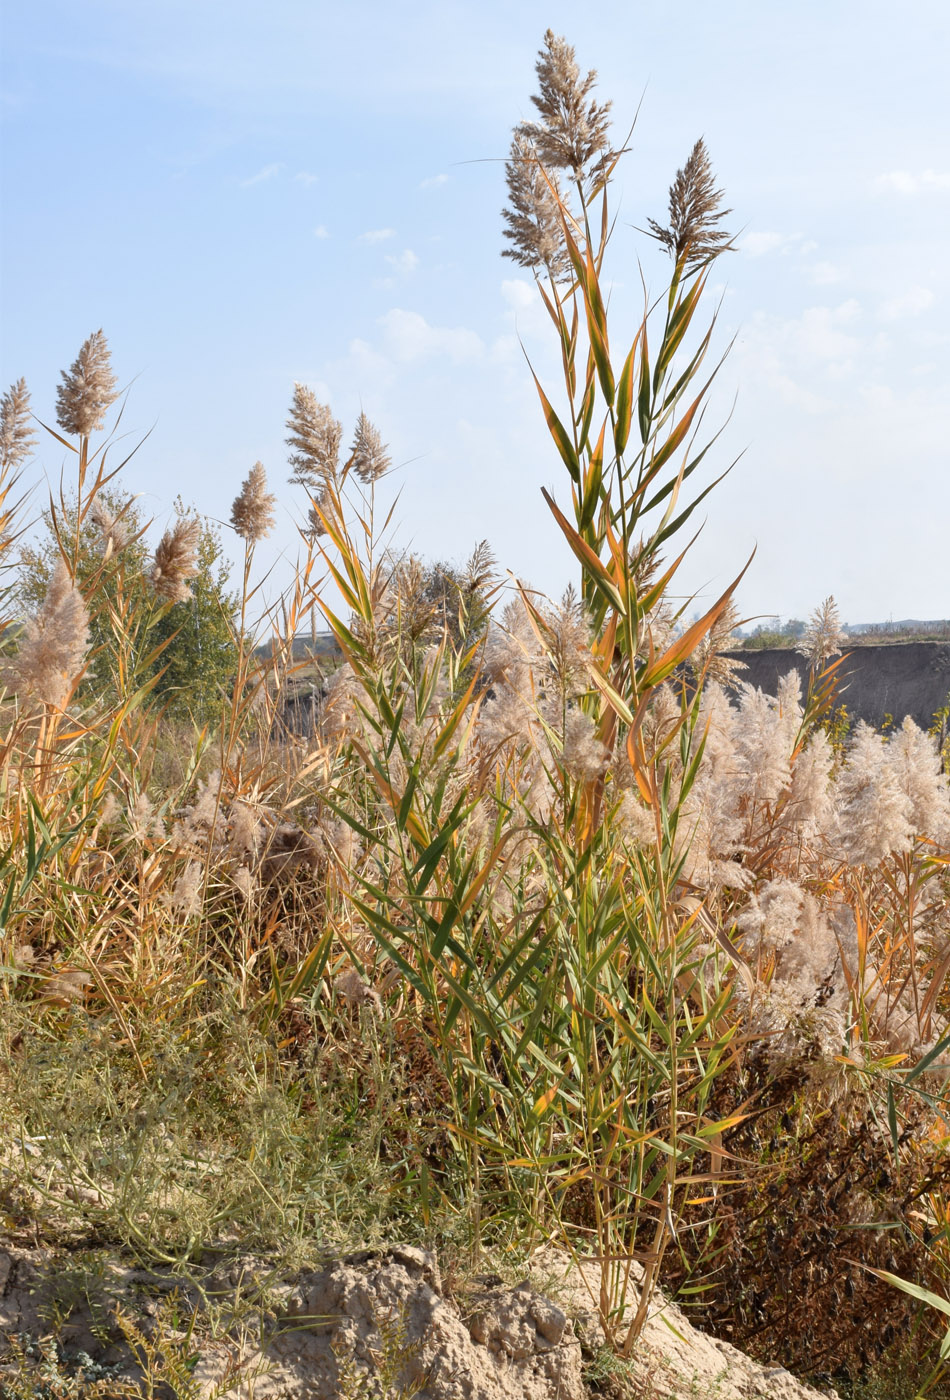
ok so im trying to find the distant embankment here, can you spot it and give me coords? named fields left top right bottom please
left=724, top=642, right=950, bottom=736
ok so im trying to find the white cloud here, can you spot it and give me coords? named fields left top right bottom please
left=384, top=248, right=419, bottom=276
left=878, top=286, right=935, bottom=321
left=313, top=225, right=329, bottom=239
left=378, top=308, right=484, bottom=364
left=420, top=173, right=448, bottom=189
left=874, top=169, right=950, bottom=195
left=810, top=261, right=844, bottom=285
left=240, top=163, right=281, bottom=187
left=499, top=277, right=549, bottom=342
left=741, top=231, right=792, bottom=257
left=794, top=300, right=862, bottom=360
left=359, top=227, right=396, bottom=244
left=294, top=171, right=318, bottom=185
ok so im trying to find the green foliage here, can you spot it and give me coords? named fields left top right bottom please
left=16, top=491, right=239, bottom=723
left=147, top=502, right=240, bottom=723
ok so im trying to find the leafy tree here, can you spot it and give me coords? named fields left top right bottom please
left=16, top=490, right=239, bottom=723
left=148, top=502, right=240, bottom=723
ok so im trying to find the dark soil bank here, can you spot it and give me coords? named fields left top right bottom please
left=725, top=642, right=950, bottom=736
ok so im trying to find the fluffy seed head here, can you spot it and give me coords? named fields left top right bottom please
left=526, top=30, right=612, bottom=178
left=231, top=461, right=277, bottom=544
left=797, top=595, right=847, bottom=671
left=151, top=517, right=201, bottom=603
left=502, top=129, right=572, bottom=280
left=351, top=413, right=391, bottom=485
left=4, top=559, right=90, bottom=708
left=89, top=497, right=131, bottom=558
left=648, top=139, right=733, bottom=273
left=286, top=383, right=341, bottom=491
left=55, top=330, right=119, bottom=438
left=0, top=378, right=38, bottom=471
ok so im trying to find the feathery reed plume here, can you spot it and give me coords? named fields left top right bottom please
left=465, top=539, right=498, bottom=593
left=647, top=138, right=733, bottom=272
left=797, top=595, right=847, bottom=670
left=350, top=412, right=391, bottom=485
left=89, top=497, right=131, bottom=558
left=230, top=461, right=277, bottom=544
left=305, top=499, right=329, bottom=539
left=286, top=383, right=341, bottom=491
left=501, top=130, right=572, bottom=280
left=54, top=329, right=119, bottom=438
left=0, top=378, right=37, bottom=471
left=525, top=29, right=612, bottom=179
left=691, top=599, right=747, bottom=687
left=4, top=559, right=89, bottom=708
left=150, top=517, right=201, bottom=603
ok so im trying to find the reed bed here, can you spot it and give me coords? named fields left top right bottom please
left=0, top=31, right=948, bottom=1398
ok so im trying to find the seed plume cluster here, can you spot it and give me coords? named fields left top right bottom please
left=4, top=559, right=89, bottom=708
left=231, top=461, right=277, bottom=545
left=55, top=330, right=119, bottom=439
left=286, top=384, right=342, bottom=493
left=797, top=594, right=847, bottom=670
left=0, top=378, right=38, bottom=472
left=647, top=138, right=733, bottom=273
left=350, top=412, right=391, bottom=486
left=501, top=132, right=573, bottom=280
left=501, top=31, right=613, bottom=278
left=523, top=29, right=612, bottom=179
left=150, top=517, right=201, bottom=603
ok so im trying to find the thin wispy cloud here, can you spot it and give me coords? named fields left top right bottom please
left=419, top=173, right=448, bottom=189
left=874, top=169, right=950, bottom=195
left=878, top=287, right=935, bottom=321
left=240, top=163, right=281, bottom=188
left=384, top=249, right=419, bottom=276
left=741, top=231, right=795, bottom=257
left=294, top=171, right=318, bottom=186
left=810, top=261, right=844, bottom=285
left=378, top=308, right=484, bottom=364
left=359, top=228, right=396, bottom=244
left=313, top=225, right=330, bottom=239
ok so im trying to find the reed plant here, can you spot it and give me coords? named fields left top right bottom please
left=0, top=30, right=948, bottom=1394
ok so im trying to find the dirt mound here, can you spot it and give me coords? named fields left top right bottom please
left=0, top=1241, right=842, bottom=1399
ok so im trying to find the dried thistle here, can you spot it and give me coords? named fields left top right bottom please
left=286, top=383, right=341, bottom=491
left=0, top=378, right=37, bottom=471
left=4, top=559, right=90, bottom=708
left=55, top=329, right=119, bottom=438
left=351, top=412, right=391, bottom=485
left=150, top=517, right=200, bottom=603
left=524, top=30, right=612, bottom=179
left=501, top=129, right=572, bottom=280
left=648, top=139, right=733, bottom=273
left=231, top=461, right=277, bottom=544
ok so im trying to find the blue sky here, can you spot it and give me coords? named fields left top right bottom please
left=2, top=1, right=949, bottom=628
